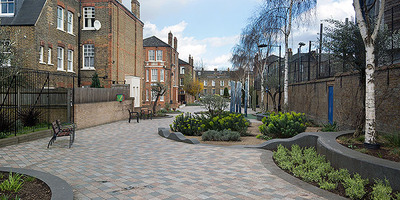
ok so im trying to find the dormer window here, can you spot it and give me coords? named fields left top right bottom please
left=0, top=0, right=14, bottom=16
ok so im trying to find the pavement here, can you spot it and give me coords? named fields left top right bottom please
left=0, top=106, right=342, bottom=200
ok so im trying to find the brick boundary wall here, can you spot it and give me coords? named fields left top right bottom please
left=74, top=99, right=134, bottom=129
left=288, top=65, right=400, bottom=133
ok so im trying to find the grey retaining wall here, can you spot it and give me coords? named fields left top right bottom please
left=248, top=131, right=400, bottom=191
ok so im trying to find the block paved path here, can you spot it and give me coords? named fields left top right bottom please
left=0, top=106, right=341, bottom=199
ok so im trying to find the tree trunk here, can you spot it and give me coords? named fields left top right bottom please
left=152, top=96, right=160, bottom=114
left=261, top=66, right=265, bottom=112
left=364, top=44, right=376, bottom=144
left=283, top=34, right=289, bottom=112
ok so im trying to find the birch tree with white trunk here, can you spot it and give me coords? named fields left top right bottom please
left=258, top=0, right=317, bottom=112
left=353, top=0, right=385, bottom=144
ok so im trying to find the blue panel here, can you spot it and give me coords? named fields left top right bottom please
left=328, top=86, right=334, bottom=124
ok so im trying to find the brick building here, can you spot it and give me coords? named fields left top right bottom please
left=0, top=0, right=144, bottom=107
left=196, top=68, right=231, bottom=97
left=0, top=0, right=79, bottom=87
left=143, top=33, right=179, bottom=109
left=178, top=55, right=195, bottom=103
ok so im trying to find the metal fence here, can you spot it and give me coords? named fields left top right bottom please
left=0, top=67, right=75, bottom=137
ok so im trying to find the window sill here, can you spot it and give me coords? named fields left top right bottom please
left=57, top=69, right=66, bottom=72
left=82, top=27, right=95, bottom=31
left=39, top=62, right=46, bottom=65
left=48, top=63, right=54, bottom=66
left=57, top=28, right=65, bottom=32
left=67, top=32, right=75, bottom=36
left=67, top=70, right=75, bottom=73
left=0, top=14, right=14, bottom=17
left=81, top=68, right=95, bottom=71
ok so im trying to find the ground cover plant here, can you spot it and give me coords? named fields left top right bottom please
left=273, top=144, right=400, bottom=199
left=0, top=172, right=51, bottom=200
left=202, top=129, right=240, bottom=141
left=259, top=112, right=307, bottom=138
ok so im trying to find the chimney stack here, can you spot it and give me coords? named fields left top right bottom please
left=288, top=48, right=293, bottom=58
left=174, top=37, right=178, bottom=50
left=131, top=0, right=140, bottom=19
left=189, top=55, right=193, bottom=66
left=168, top=32, right=173, bottom=47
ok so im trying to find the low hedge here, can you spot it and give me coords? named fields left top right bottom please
left=202, top=130, right=241, bottom=141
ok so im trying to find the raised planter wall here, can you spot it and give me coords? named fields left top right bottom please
left=0, top=129, right=52, bottom=148
left=250, top=131, right=400, bottom=191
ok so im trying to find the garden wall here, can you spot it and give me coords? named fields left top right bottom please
left=288, top=64, right=400, bottom=133
left=74, top=99, right=134, bottom=129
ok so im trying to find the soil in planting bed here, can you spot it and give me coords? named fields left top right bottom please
left=0, top=172, right=51, bottom=200
left=337, top=135, right=400, bottom=162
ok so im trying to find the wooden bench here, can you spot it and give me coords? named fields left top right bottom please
left=140, top=108, right=153, bottom=120
left=128, top=109, right=140, bottom=123
left=47, top=120, right=75, bottom=148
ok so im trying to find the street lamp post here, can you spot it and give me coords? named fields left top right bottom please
left=298, top=42, right=305, bottom=83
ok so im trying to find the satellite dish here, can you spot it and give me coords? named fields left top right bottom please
left=94, top=20, right=101, bottom=30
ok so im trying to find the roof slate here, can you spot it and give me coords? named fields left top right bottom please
left=143, top=36, right=171, bottom=47
left=0, top=0, right=46, bottom=26
left=179, top=59, right=190, bottom=65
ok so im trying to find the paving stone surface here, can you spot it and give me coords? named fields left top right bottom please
left=0, top=106, right=332, bottom=199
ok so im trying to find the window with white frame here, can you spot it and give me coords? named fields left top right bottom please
left=67, top=11, right=73, bottom=34
left=0, top=0, right=14, bottom=16
left=57, top=7, right=64, bottom=30
left=48, top=48, right=52, bottom=64
left=83, top=44, right=94, bottom=69
left=39, top=46, right=44, bottom=63
left=146, top=70, right=149, bottom=82
left=160, top=69, right=164, bottom=82
left=148, top=50, right=155, bottom=61
left=212, top=89, right=215, bottom=94
left=146, top=90, right=149, bottom=101
left=160, top=94, right=164, bottom=101
left=180, top=67, right=185, bottom=74
left=1, top=40, right=11, bottom=67
left=67, top=50, right=73, bottom=72
left=212, top=80, right=215, bottom=86
left=151, top=69, right=158, bottom=82
left=180, top=78, right=184, bottom=86
left=198, top=71, right=201, bottom=76
left=83, top=7, right=95, bottom=29
left=204, top=89, right=207, bottom=94
left=57, top=47, right=64, bottom=71
left=220, top=80, right=224, bottom=86
left=204, top=80, right=207, bottom=86
left=156, top=50, right=162, bottom=61
left=220, top=89, right=224, bottom=95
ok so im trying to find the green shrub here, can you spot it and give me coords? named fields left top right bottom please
left=0, top=194, right=20, bottom=200
left=170, top=113, right=204, bottom=136
left=200, top=94, right=229, bottom=117
left=371, top=179, right=392, bottom=200
left=256, top=134, right=272, bottom=140
left=319, top=180, right=337, bottom=190
left=201, top=112, right=249, bottom=136
left=259, top=112, right=307, bottom=138
left=394, top=192, right=400, bottom=200
left=321, top=122, right=337, bottom=132
left=343, top=173, right=368, bottom=200
left=202, top=129, right=240, bottom=141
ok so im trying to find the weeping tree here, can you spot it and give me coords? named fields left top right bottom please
left=256, top=0, right=317, bottom=112
left=353, top=0, right=386, bottom=145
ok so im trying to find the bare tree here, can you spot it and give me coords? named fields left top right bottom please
left=151, top=82, right=167, bottom=114
left=353, top=0, right=386, bottom=145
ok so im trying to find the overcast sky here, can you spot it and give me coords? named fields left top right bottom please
left=122, top=0, right=355, bottom=70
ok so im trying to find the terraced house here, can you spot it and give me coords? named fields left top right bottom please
left=143, top=33, right=180, bottom=109
left=178, top=55, right=195, bottom=104
left=0, top=0, right=144, bottom=107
